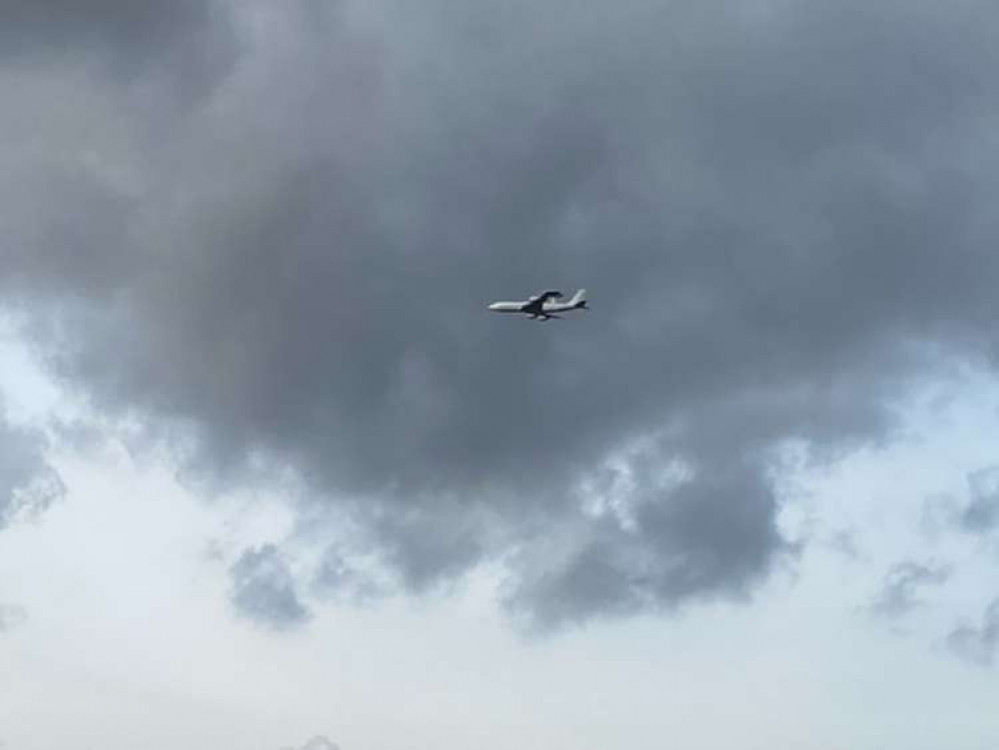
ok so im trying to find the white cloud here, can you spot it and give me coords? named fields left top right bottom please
left=280, top=737, right=340, bottom=750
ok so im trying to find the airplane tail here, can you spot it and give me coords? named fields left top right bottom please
left=567, top=288, right=587, bottom=308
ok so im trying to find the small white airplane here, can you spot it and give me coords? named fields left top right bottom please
left=487, top=289, right=588, bottom=320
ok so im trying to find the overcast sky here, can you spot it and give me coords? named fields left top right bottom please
left=2, top=1, right=999, bottom=748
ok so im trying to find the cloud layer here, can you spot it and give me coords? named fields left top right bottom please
left=4, top=0, right=999, bottom=627
left=0, top=0, right=238, bottom=98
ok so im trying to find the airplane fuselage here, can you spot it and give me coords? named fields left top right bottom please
left=488, top=289, right=588, bottom=319
left=488, top=301, right=580, bottom=314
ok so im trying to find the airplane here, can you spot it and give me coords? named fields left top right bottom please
left=487, top=289, right=588, bottom=320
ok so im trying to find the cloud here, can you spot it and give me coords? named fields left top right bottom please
left=0, top=407, right=64, bottom=531
left=312, top=550, right=382, bottom=603
left=0, top=0, right=239, bottom=99
left=827, top=529, right=862, bottom=560
left=0, top=603, right=27, bottom=634
left=229, top=545, right=312, bottom=630
left=959, top=467, right=999, bottom=535
left=507, top=456, right=792, bottom=629
left=920, top=466, right=999, bottom=539
left=948, top=599, right=999, bottom=667
left=279, top=737, right=340, bottom=750
left=869, top=561, right=951, bottom=620
left=4, top=0, right=999, bottom=627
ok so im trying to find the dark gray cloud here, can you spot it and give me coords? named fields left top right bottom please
left=0, top=0, right=238, bottom=98
left=948, top=599, right=999, bottom=667
left=869, top=561, right=951, bottom=620
left=229, top=545, right=311, bottom=630
left=507, top=457, right=791, bottom=630
left=4, top=0, right=999, bottom=627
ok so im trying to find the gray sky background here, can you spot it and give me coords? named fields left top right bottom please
left=2, top=1, right=999, bottom=748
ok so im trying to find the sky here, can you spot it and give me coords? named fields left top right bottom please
left=2, top=1, right=999, bottom=748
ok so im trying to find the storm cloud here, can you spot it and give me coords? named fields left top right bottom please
left=0, top=0, right=238, bottom=97
left=4, top=0, right=999, bottom=626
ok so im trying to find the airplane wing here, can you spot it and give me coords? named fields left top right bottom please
left=523, top=289, right=563, bottom=315
left=529, top=289, right=563, bottom=302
